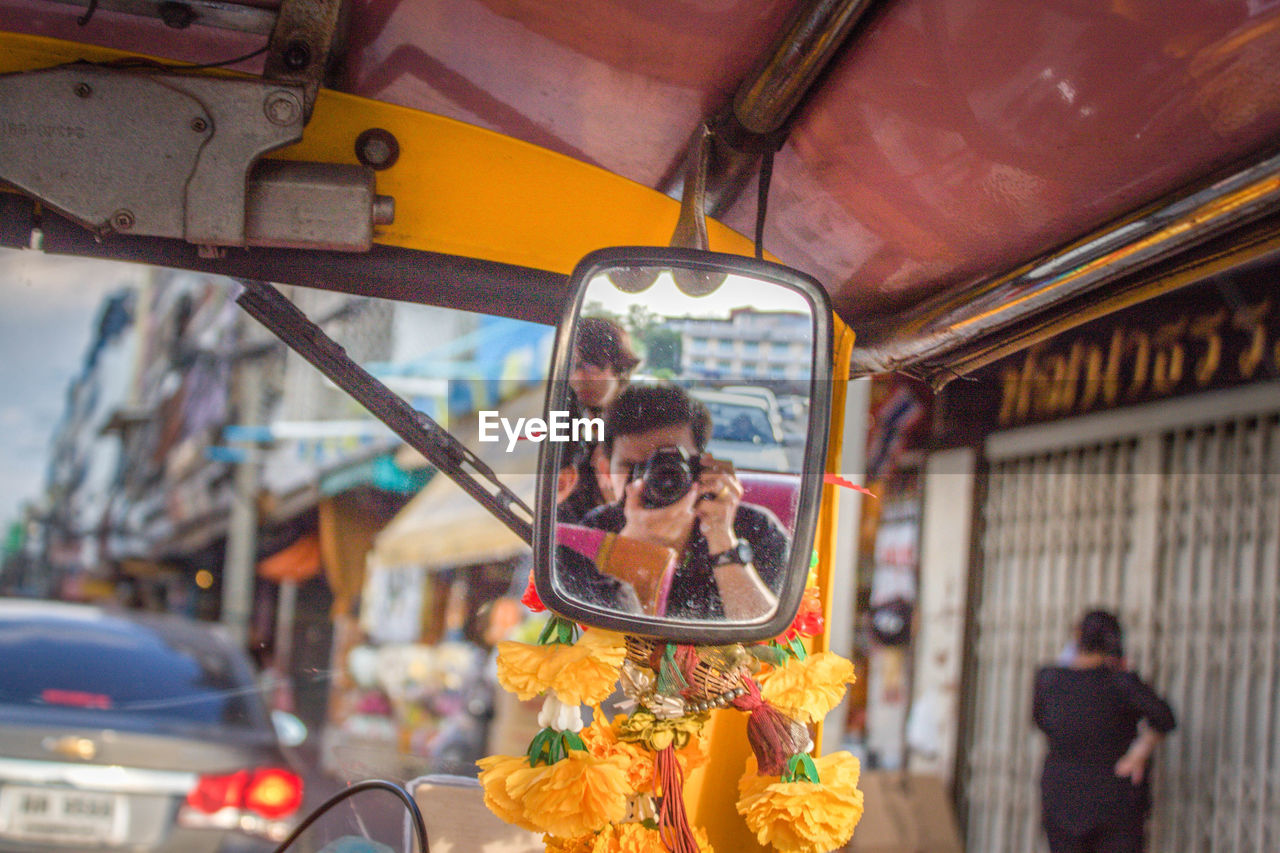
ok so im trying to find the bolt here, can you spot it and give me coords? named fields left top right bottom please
left=355, top=128, right=400, bottom=170
left=190, top=117, right=208, bottom=133
left=264, top=92, right=301, bottom=126
left=282, top=40, right=311, bottom=71
left=372, top=195, right=396, bottom=225
left=111, top=210, right=135, bottom=231
left=74, top=83, right=92, bottom=98
left=159, top=1, right=196, bottom=29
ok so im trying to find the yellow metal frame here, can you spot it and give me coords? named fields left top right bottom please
left=0, top=33, right=758, bottom=272
left=1, top=31, right=857, bottom=850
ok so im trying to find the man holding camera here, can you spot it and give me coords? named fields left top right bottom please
left=580, top=384, right=788, bottom=620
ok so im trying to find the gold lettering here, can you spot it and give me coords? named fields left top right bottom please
left=1233, top=300, right=1270, bottom=379
left=1014, top=348, right=1042, bottom=423
left=1053, top=342, right=1085, bottom=414
left=1102, top=327, right=1127, bottom=406
left=1150, top=317, right=1187, bottom=396
left=1036, top=353, right=1069, bottom=419
left=1189, top=309, right=1225, bottom=387
left=997, top=365, right=1021, bottom=426
left=1123, top=329, right=1150, bottom=400
left=1078, top=343, right=1107, bottom=411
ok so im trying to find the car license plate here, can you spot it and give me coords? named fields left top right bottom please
left=0, top=785, right=127, bottom=845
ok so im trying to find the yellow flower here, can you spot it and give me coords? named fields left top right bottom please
left=548, top=630, right=627, bottom=706
left=543, top=833, right=597, bottom=853
left=736, top=754, right=864, bottom=853
left=506, top=750, right=631, bottom=838
left=476, top=754, right=539, bottom=832
left=606, top=711, right=710, bottom=793
left=583, top=821, right=715, bottom=853
left=497, top=630, right=626, bottom=706
left=497, top=641, right=559, bottom=700
left=759, top=652, right=856, bottom=724
left=580, top=715, right=652, bottom=792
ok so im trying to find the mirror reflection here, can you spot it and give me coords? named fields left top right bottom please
left=550, top=265, right=816, bottom=625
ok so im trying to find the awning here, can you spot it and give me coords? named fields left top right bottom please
left=371, top=389, right=546, bottom=572
left=258, top=532, right=322, bottom=584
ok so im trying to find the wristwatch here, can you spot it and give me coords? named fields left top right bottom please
left=709, top=539, right=753, bottom=568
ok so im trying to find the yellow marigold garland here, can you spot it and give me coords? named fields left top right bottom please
left=736, top=753, right=865, bottom=853
left=758, top=651, right=857, bottom=724
left=505, top=749, right=632, bottom=838
left=543, top=823, right=714, bottom=853
left=476, top=753, right=541, bottom=832
left=497, top=626, right=627, bottom=706
left=480, top=562, right=866, bottom=853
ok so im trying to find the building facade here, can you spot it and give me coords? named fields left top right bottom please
left=913, top=254, right=1280, bottom=851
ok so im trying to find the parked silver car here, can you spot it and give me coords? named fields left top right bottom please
left=0, top=599, right=303, bottom=853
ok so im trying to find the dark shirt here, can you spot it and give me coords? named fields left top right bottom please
left=580, top=500, right=790, bottom=620
left=557, top=396, right=608, bottom=524
left=1033, top=665, right=1176, bottom=834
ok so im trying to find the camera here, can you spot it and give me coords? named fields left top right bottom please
left=630, top=446, right=703, bottom=508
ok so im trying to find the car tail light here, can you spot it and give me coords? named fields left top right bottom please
left=243, top=768, right=304, bottom=819
left=185, top=770, right=250, bottom=814
left=180, top=768, right=304, bottom=839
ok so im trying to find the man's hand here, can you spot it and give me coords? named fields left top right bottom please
left=694, top=456, right=743, bottom=555
left=618, top=479, right=698, bottom=551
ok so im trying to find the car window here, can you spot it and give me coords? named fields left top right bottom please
left=0, top=615, right=259, bottom=729
left=704, top=401, right=776, bottom=444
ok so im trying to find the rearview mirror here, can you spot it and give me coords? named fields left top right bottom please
left=534, top=247, right=831, bottom=643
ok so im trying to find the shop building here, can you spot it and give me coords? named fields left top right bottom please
left=909, top=255, right=1280, bottom=851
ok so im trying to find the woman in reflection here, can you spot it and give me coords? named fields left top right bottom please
left=560, top=317, right=640, bottom=522
left=577, top=384, right=789, bottom=621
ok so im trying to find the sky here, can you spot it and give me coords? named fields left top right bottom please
left=0, top=248, right=147, bottom=528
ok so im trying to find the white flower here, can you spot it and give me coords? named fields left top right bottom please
left=537, top=694, right=584, bottom=732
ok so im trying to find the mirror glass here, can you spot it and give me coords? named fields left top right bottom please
left=539, top=251, right=829, bottom=641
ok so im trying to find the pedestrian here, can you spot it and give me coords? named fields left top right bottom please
left=1033, top=610, right=1176, bottom=853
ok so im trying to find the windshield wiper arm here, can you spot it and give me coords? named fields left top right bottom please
left=233, top=278, right=533, bottom=543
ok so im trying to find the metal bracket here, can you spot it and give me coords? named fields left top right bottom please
left=670, top=123, right=713, bottom=251
left=0, top=63, right=393, bottom=251
left=263, top=0, right=348, bottom=119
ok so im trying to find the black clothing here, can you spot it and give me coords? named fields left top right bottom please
left=580, top=501, right=790, bottom=619
left=1033, top=665, right=1176, bottom=853
left=558, top=396, right=607, bottom=524
left=1044, top=815, right=1145, bottom=853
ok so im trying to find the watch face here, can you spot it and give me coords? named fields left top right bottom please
left=715, top=540, right=752, bottom=566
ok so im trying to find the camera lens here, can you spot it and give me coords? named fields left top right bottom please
left=639, top=448, right=698, bottom=508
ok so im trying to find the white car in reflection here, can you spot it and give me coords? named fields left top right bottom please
left=691, top=389, right=794, bottom=474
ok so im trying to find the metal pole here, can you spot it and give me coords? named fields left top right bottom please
left=820, top=375, right=871, bottom=750
left=221, top=358, right=262, bottom=648
left=274, top=578, right=297, bottom=701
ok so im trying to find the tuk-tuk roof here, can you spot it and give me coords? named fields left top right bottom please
left=3, top=0, right=1279, bottom=377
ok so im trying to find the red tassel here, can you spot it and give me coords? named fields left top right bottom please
left=674, top=645, right=701, bottom=689
left=656, top=744, right=699, bottom=853
left=731, top=678, right=809, bottom=775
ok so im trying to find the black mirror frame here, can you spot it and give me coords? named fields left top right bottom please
left=533, top=246, right=833, bottom=643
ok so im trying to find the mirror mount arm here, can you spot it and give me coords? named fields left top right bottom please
left=233, top=278, right=534, bottom=543
left=669, top=124, right=713, bottom=251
